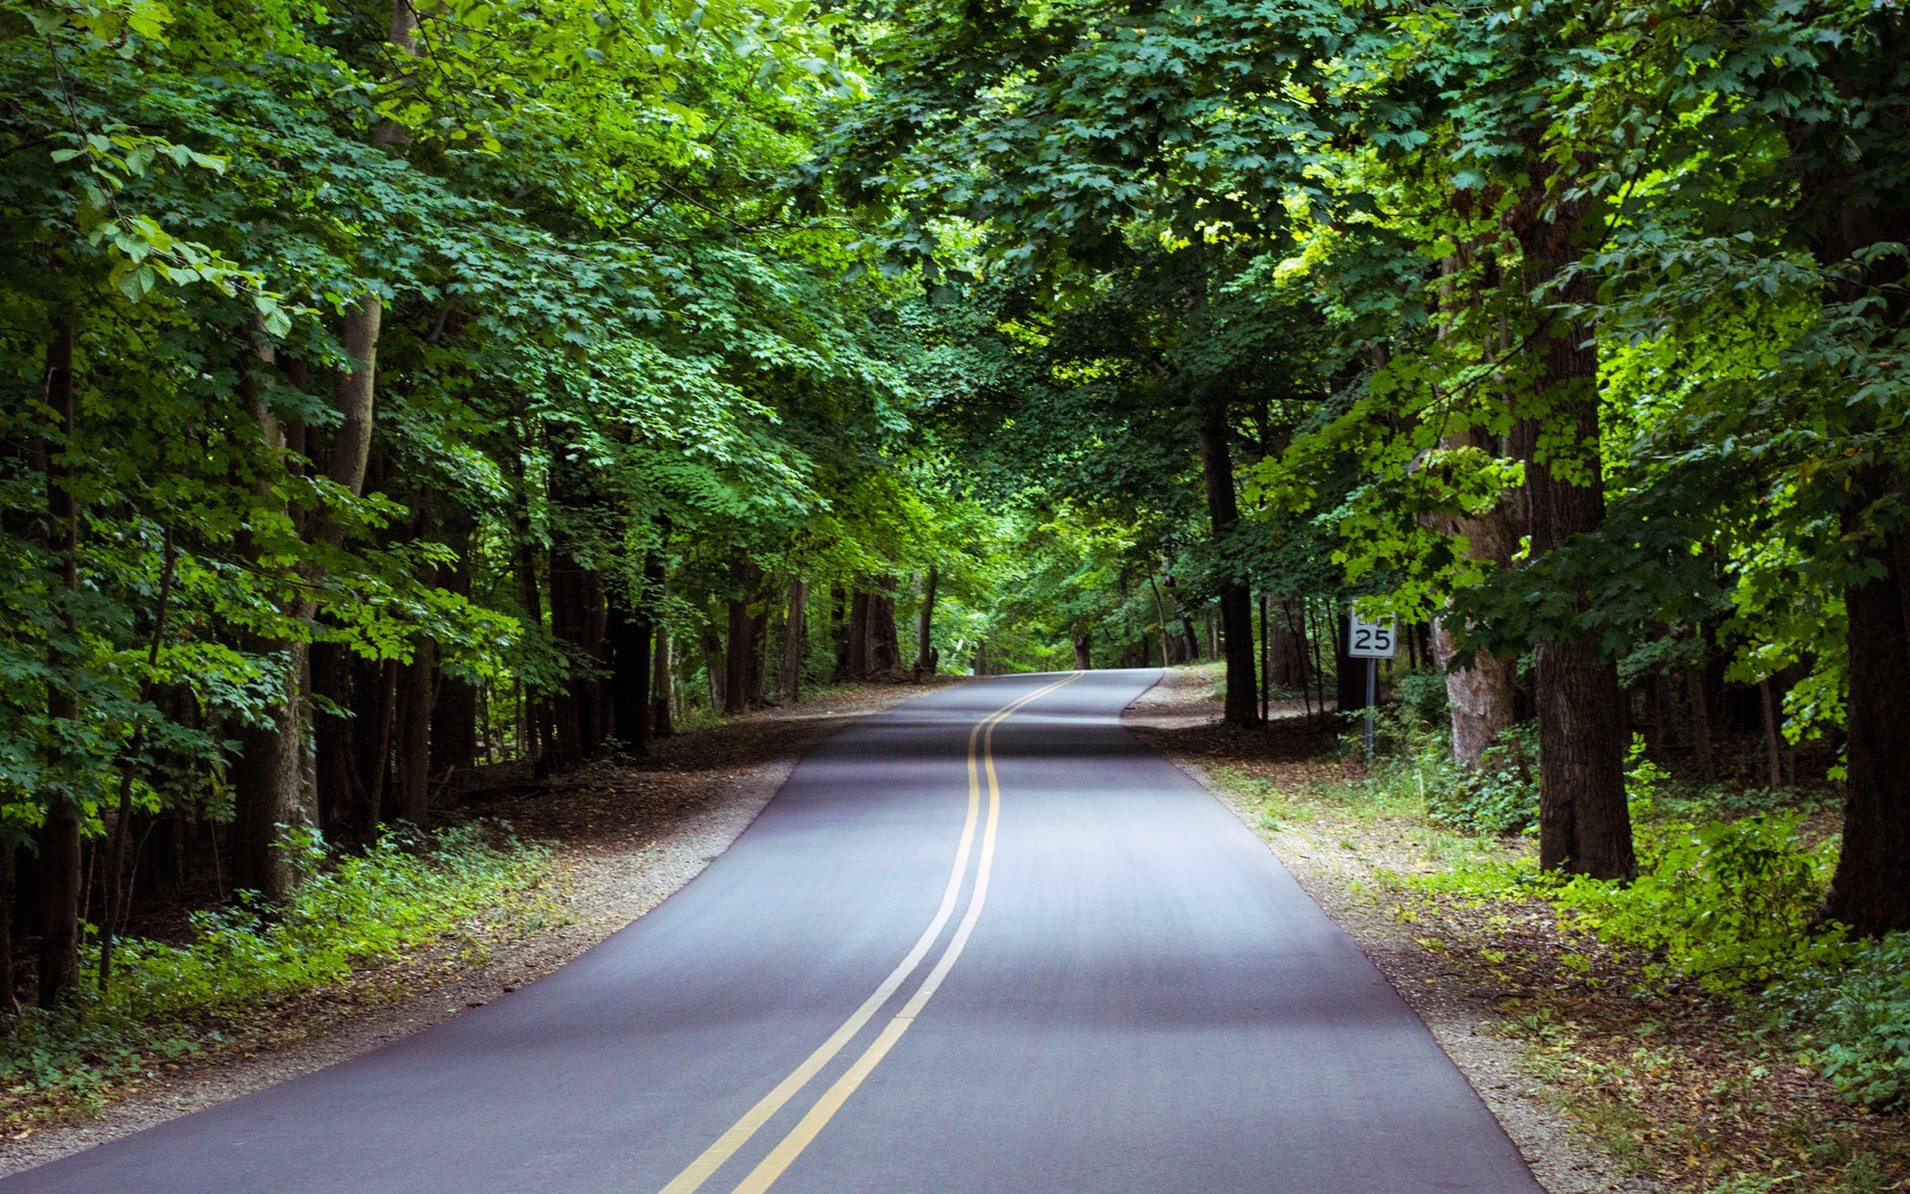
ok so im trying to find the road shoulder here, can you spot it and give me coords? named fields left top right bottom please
left=1120, top=665, right=1659, bottom=1194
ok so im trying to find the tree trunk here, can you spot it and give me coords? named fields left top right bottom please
left=1431, top=617, right=1516, bottom=769
left=1269, top=599, right=1306, bottom=689
left=724, top=557, right=761, bottom=716
left=0, top=844, right=17, bottom=1013
left=607, top=597, right=652, bottom=753
left=846, top=589, right=871, bottom=679
left=1196, top=405, right=1258, bottom=725
left=390, top=637, right=434, bottom=827
left=231, top=337, right=307, bottom=898
left=869, top=577, right=901, bottom=675
left=1823, top=495, right=1910, bottom=935
left=828, top=585, right=850, bottom=682
left=780, top=580, right=808, bottom=701
left=430, top=559, right=478, bottom=782
left=347, top=658, right=397, bottom=842
left=1686, top=665, right=1716, bottom=785
left=914, top=568, right=937, bottom=673
left=1511, top=188, right=1634, bottom=879
left=647, top=552, right=673, bottom=739
left=1073, top=631, right=1093, bottom=670
left=1758, top=678, right=1785, bottom=791
left=36, top=320, right=82, bottom=1006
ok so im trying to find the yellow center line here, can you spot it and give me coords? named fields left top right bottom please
left=657, top=672, right=1082, bottom=1194
left=725, top=672, right=1082, bottom=1194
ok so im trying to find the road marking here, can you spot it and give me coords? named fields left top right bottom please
left=657, top=673, right=1081, bottom=1194
left=726, top=672, right=1079, bottom=1194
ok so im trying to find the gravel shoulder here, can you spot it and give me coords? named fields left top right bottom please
left=1, top=679, right=962, bottom=1178
left=1122, top=665, right=1660, bottom=1194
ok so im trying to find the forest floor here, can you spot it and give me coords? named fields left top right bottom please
left=1126, top=663, right=1910, bottom=1194
left=0, top=677, right=962, bottom=1177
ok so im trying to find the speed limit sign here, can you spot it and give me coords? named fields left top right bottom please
left=1347, top=613, right=1397, bottom=659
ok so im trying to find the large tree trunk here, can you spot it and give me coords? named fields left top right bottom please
left=430, top=556, right=478, bottom=781
left=36, top=321, right=82, bottom=1006
left=1196, top=405, right=1258, bottom=725
left=1431, top=618, right=1515, bottom=769
left=607, top=596, right=652, bottom=753
left=390, top=637, right=434, bottom=827
left=914, top=568, right=937, bottom=673
left=0, top=845, right=17, bottom=1013
left=1511, top=191, right=1634, bottom=880
left=1823, top=492, right=1910, bottom=935
left=845, top=589, right=871, bottom=680
left=1269, top=600, right=1306, bottom=689
left=231, top=337, right=308, bottom=896
left=1073, top=630, right=1093, bottom=670
left=780, top=580, right=808, bottom=701
left=869, top=577, right=901, bottom=675
left=347, top=657, right=397, bottom=842
left=724, top=557, right=761, bottom=715
left=649, top=552, right=674, bottom=739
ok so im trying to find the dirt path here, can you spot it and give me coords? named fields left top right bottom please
left=1122, top=666, right=1660, bottom=1194
left=1, top=679, right=962, bottom=1178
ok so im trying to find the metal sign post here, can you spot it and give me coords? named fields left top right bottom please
left=1346, top=613, right=1398, bottom=763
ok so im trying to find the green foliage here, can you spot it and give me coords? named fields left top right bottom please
left=1427, top=724, right=1541, bottom=837
left=1549, top=813, right=1841, bottom=994
left=1776, top=935, right=1910, bottom=1112
left=0, top=823, right=547, bottom=1119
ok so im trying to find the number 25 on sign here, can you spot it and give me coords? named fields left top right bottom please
left=1347, top=614, right=1397, bottom=659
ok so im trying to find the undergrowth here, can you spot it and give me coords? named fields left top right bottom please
left=0, top=821, right=550, bottom=1125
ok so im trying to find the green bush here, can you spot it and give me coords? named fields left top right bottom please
left=1776, top=934, right=1910, bottom=1111
left=0, top=821, right=549, bottom=1121
left=1549, top=812, right=1841, bottom=991
left=1425, top=722, right=1541, bottom=835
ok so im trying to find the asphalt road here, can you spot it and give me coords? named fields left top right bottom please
left=6, top=670, right=1541, bottom=1193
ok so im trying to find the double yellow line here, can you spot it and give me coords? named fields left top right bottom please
left=659, top=672, right=1083, bottom=1194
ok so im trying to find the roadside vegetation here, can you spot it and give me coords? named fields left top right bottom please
left=1165, top=661, right=1908, bottom=1192
left=0, top=821, right=550, bottom=1128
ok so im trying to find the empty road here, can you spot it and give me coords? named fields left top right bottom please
left=5, top=670, right=1540, bottom=1193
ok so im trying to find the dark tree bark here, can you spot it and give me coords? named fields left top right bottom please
left=1758, top=677, right=1786, bottom=791
left=1196, top=405, right=1258, bottom=725
left=1823, top=492, right=1910, bottom=935
left=1073, top=631, right=1093, bottom=670
left=1510, top=189, right=1634, bottom=880
left=914, top=568, right=937, bottom=673
left=0, top=845, right=16, bottom=1013
left=869, top=577, right=901, bottom=675
left=828, top=585, right=850, bottom=682
left=607, top=596, right=652, bottom=753
left=780, top=579, right=808, bottom=701
left=35, top=321, right=82, bottom=1005
left=846, top=589, right=871, bottom=679
left=347, top=657, right=397, bottom=842
left=1270, top=599, right=1307, bottom=689
left=430, top=556, right=478, bottom=781
left=649, top=552, right=674, bottom=739
left=390, top=637, right=434, bottom=827
left=724, top=556, right=761, bottom=715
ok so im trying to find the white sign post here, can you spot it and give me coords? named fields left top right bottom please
left=1347, top=613, right=1397, bottom=761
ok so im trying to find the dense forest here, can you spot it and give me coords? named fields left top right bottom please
left=1, top=0, right=1904, bottom=1101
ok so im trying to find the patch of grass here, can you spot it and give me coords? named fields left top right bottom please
left=0, top=820, right=551, bottom=1127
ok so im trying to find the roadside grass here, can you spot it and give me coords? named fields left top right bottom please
left=0, top=821, right=553, bottom=1130
left=1201, top=724, right=1909, bottom=1193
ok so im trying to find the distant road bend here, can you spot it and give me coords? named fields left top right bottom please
left=5, top=670, right=1541, bottom=1193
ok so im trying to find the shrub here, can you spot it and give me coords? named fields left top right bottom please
left=0, top=821, right=549, bottom=1123
left=1776, top=934, right=1910, bottom=1111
